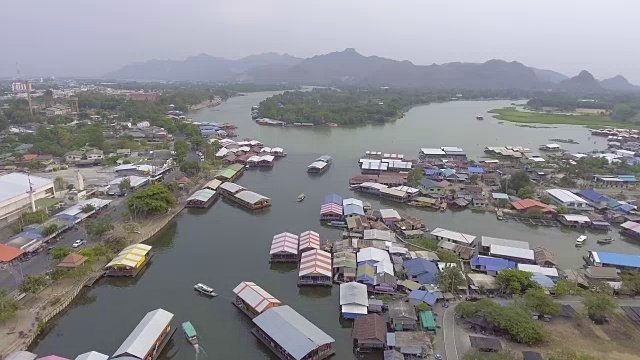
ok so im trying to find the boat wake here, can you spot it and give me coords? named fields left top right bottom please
left=194, top=344, right=208, bottom=359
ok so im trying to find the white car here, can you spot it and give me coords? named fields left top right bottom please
left=72, top=239, right=87, bottom=248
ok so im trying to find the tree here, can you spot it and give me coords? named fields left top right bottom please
left=119, top=178, right=131, bottom=193
left=526, top=207, right=543, bottom=219
left=540, top=194, right=553, bottom=204
left=51, top=246, right=72, bottom=261
left=502, top=170, right=531, bottom=193
left=0, top=289, right=19, bottom=322
left=438, top=266, right=465, bottom=294
left=407, top=165, right=424, bottom=187
left=552, top=279, right=574, bottom=297
left=496, top=269, right=541, bottom=295
left=469, top=174, right=480, bottom=184
left=53, top=176, right=66, bottom=191
left=516, top=185, right=536, bottom=199
left=621, top=271, right=640, bottom=295
left=20, top=274, right=48, bottom=294
left=174, top=139, right=188, bottom=163
left=558, top=175, right=577, bottom=188
left=85, top=215, right=114, bottom=240
left=612, top=103, right=635, bottom=121
left=415, top=302, right=430, bottom=313
left=41, top=223, right=59, bottom=237
left=180, top=160, right=202, bottom=176
left=436, top=249, right=459, bottom=263
left=582, top=291, right=617, bottom=321
left=557, top=205, right=568, bottom=214
left=127, top=184, right=176, bottom=217
left=521, top=289, right=561, bottom=316
left=81, top=204, right=95, bottom=213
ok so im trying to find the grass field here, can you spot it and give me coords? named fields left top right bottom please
left=489, top=107, right=640, bottom=130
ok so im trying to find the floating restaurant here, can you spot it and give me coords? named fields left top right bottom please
left=320, top=203, right=343, bottom=221
left=185, top=189, right=217, bottom=208
left=104, top=243, right=153, bottom=277
left=233, top=281, right=282, bottom=318
left=299, top=230, right=321, bottom=253
left=298, top=249, right=332, bottom=286
left=112, top=308, right=175, bottom=360
left=270, top=232, right=299, bottom=262
left=247, top=155, right=275, bottom=167
left=251, top=305, right=335, bottom=360
left=308, top=161, right=330, bottom=174
left=215, top=163, right=245, bottom=182
left=203, top=178, right=222, bottom=191
left=233, top=190, right=271, bottom=210
left=218, top=181, right=245, bottom=197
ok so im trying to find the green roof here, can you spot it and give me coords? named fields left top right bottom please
left=216, top=168, right=237, bottom=180
left=182, top=321, right=197, bottom=338
left=419, top=311, right=436, bottom=330
left=35, top=198, right=62, bottom=209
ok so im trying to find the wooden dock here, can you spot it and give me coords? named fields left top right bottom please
left=500, top=216, right=560, bottom=227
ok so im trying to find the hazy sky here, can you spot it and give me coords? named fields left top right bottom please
left=2, top=0, right=638, bottom=82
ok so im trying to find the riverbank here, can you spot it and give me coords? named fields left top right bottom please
left=188, top=98, right=222, bottom=112
left=490, top=107, right=640, bottom=130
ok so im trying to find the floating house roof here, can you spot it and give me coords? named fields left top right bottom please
left=187, top=189, right=216, bottom=203
left=299, top=249, right=332, bottom=277
left=233, top=281, right=281, bottom=313
left=343, top=198, right=364, bottom=207
left=6, top=352, right=37, bottom=360
left=339, top=282, right=368, bottom=306
left=219, top=182, right=245, bottom=193
left=270, top=232, right=299, bottom=255
left=480, top=236, right=530, bottom=249
left=490, top=244, right=535, bottom=261
left=105, top=244, right=152, bottom=269
left=517, top=264, right=559, bottom=278
left=74, top=352, right=109, bottom=360
left=308, top=161, right=328, bottom=170
left=589, top=251, right=640, bottom=269
left=235, top=191, right=269, bottom=205
left=344, top=204, right=365, bottom=216
left=470, top=255, right=516, bottom=272
left=299, top=231, right=320, bottom=251
left=113, top=308, right=174, bottom=359
left=546, top=189, right=588, bottom=204
left=320, top=203, right=343, bottom=216
left=324, top=193, right=342, bottom=205
left=252, top=306, right=335, bottom=360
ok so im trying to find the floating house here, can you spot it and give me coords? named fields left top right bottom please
left=251, top=305, right=335, bottom=360
left=233, top=281, right=282, bottom=318
left=379, top=209, right=402, bottom=227
left=430, top=228, right=477, bottom=247
left=215, top=163, right=245, bottom=182
left=510, top=199, right=556, bottom=217
left=333, top=251, right=357, bottom=282
left=203, top=179, right=222, bottom=191
left=299, top=231, right=321, bottom=253
left=409, top=289, right=437, bottom=307
left=339, top=282, right=369, bottom=319
left=218, top=182, right=245, bottom=197
left=489, top=244, right=535, bottom=264
left=533, top=246, right=558, bottom=267
left=420, top=311, right=437, bottom=332
left=298, top=249, right=332, bottom=286
left=558, top=214, right=592, bottom=227
left=620, top=221, right=640, bottom=239
left=585, top=251, right=640, bottom=270
left=270, top=232, right=299, bottom=263
left=470, top=256, right=516, bottom=275
left=233, top=190, right=271, bottom=210
left=104, top=243, right=152, bottom=277
left=308, top=161, right=330, bottom=174
left=352, top=314, right=387, bottom=350
left=546, top=189, right=591, bottom=211
left=112, top=308, right=175, bottom=360
left=185, top=189, right=217, bottom=208
left=320, top=203, right=343, bottom=221
left=75, top=352, right=109, bottom=360
left=479, top=236, right=529, bottom=255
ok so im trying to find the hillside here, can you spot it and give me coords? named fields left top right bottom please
left=601, top=75, right=639, bottom=91
left=555, top=70, right=604, bottom=93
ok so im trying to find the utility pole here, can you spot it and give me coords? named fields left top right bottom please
left=27, top=172, right=36, bottom=212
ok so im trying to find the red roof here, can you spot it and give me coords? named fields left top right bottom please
left=0, top=243, right=24, bottom=262
left=511, top=199, right=556, bottom=213
left=22, top=153, right=38, bottom=161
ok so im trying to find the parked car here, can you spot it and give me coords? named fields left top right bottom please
left=465, top=296, right=481, bottom=302
left=72, top=239, right=87, bottom=248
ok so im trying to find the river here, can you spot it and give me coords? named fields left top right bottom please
left=31, top=93, right=636, bottom=359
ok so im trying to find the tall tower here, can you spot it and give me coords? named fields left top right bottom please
left=75, top=171, right=85, bottom=191
left=69, top=95, right=79, bottom=113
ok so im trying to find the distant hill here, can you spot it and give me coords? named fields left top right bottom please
left=531, top=67, right=568, bottom=83
left=555, top=70, right=604, bottom=93
left=601, top=75, right=639, bottom=91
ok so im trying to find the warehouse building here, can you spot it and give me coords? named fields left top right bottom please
left=0, top=173, right=55, bottom=227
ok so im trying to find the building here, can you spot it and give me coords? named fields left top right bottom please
left=112, top=308, right=175, bottom=360
left=379, top=209, right=401, bottom=226
left=489, top=244, right=535, bottom=264
left=233, top=190, right=271, bottom=210
left=320, top=203, right=343, bottom=221
left=409, top=289, right=437, bottom=307
left=620, top=221, right=640, bottom=239
left=75, top=352, right=109, bottom=360
left=104, top=244, right=153, bottom=277
left=533, top=246, right=558, bottom=267
left=546, top=189, right=591, bottom=211
left=479, top=236, right=529, bottom=255
left=0, top=173, right=55, bottom=226
left=558, top=214, right=592, bottom=227
left=333, top=251, right=357, bottom=282
left=388, top=300, right=418, bottom=331
left=583, top=266, right=621, bottom=282
left=470, top=256, right=516, bottom=276
left=517, top=264, right=559, bottom=280
left=340, top=282, right=369, bottom=319
left=430, top=227, right=476, bottom=247
left=510, top=199, right=556, bottom=216
left=233, top=281, right=282, bottom=318
left=469, top=336, right=502, bottom=352
left=353, top=314, right=387, bottom=349
left=467, top=273, right=500, bottom=292
left=418, top=178, right=447, bottom=197
left=420, top=311, right=437, bottom=331
left=86, top=149, right=104, bottom=161
left=438, top=241, right=474, bottom=260
left=299, top=230, right=321, bottom=253
left=185, top=189, right=217, bottom=209
left=298, top=249, right=332, bottom=286
left=585, top=251, right=640, bottom=270
left=270, top=232, right=299, bottom=262
left=403, top=258, right=439, bottom=284
left=394, top=331, right=432, bottom=358
left=252, top=305, right=335, bottom=360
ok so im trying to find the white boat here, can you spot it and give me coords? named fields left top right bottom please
left=194, top=283, right=218, bottom=297
left=575, top=235, right=587, bottom=246
left=297, top=193, right=305, bottom=202
left=476, top=115, right=484, bottom=120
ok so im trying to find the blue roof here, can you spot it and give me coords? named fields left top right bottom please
left=386, top=333, right=396, bottom=347
left=470, top=256, right=516, bottom=272
left=409, top=290, right=438, bottom=306
left=441, top=169, right=456, bottom=177
left=403, top=258, right=439, bottom=284
left=531, top=274, right=555, bottom=288
left=592, top=251, right=640, bottom=268
left=491, top=193, right=509, bottom=200
left=468, top=166, right=484, bottom=173
left=324, top=193, right=342, bottom=205
left=343, top=204, right=365, bottom=216
left=618, top=175, right=638, bottom=182
left=423, top=168, right=440, bottom=176
left=578, top=189, right=608, bottom=203
left=618, top=203, right=636, bottom=213
left=419, top=178, right=442, bottom=189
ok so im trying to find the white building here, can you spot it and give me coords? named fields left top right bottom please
left=0, top=173, right=55, bottom=226
left=489, top=244, right=535, bottom=264
left=430, top=227, right=477, bottom=247
left=546, top=189, right=591, bottom=211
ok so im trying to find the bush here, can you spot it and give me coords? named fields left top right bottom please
left=41, top=223, right=60, bottom=237
left=51, top=246, right=72, bottom=261
left=81, top=204, right=96, bottom=213
left=20, top=274, right=48, bottom=294
left=22, top=209, right=48, bottom=226
left=0, top=289, right=19, bottom=322
left=410, top=237, right=439, bottom=251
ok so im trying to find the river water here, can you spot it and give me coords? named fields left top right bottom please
left=31, top=93, right=637, bottom=359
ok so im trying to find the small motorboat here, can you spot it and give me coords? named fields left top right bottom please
left=439, top=202, right=448, bottom=212
left=476, top=115, right=484, bottom=120
left=297, top=193, right=305, bottom=202
left=194, top=283, right=218, bottom=297
left=597, top=237, right=615, bottom=244
left=329, top=221, right=347, bottom=228
left=575, top=235, right=587, bottom=246
left=182, top=321, right=198, bottom=345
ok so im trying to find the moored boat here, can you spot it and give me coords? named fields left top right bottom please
left=597, top=237, right=614, bottom=244
left=329, top=221, right=347, bottom=228
left=182, top=321, right=198, bottom=345
left=476, top=115, right=484, bottom=120
left=297, top=193, right=305, bottom=202
left=194, top=283, right=218, bottom=297
left=575, top=235, right=587, bottom=246
left=439, top=202, right=448, bottom=212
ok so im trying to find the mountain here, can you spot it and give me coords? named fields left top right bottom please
left=555, top=70, right=604, bottom=93
left=531, top=68, right=568, bottom=83
left=601, top=75, right=639, bottom=91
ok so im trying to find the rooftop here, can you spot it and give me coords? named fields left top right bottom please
left=112, top=308, right=174, bottom=359
left=480, top=236, right=530, bottom=249
left=589, top=251, right=640, bottom=268
left=430, top=227, right=476, bottom=245
left=0, top=173, right=53, bottom=203
left=546, top=189, right=588, bottom=204
left=490, top=244, right=535, bottom=261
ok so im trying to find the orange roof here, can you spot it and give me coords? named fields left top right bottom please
left=511, top=199, right=556, bottom=213
left=22, top=153, right=38, bottom=161
left=0, top=243, right=25, bottom=262
left=57, top=253, right=88, bottom=268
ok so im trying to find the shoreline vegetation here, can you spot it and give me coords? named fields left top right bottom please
left=489, top=107, right=640, bottom=130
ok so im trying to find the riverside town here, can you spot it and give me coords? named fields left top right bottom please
left=4, top=3, right=640, bottom=360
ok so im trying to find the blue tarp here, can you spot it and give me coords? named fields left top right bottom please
left=324, top=193, right=342, bottom=205
left=468, top=167, right=484, bottom=173
left=531, top=274, right=555, bottom=288
left=409, top=290, right=437, bottom=306
left=440, top=169, right=456, bottom=177
left=423, top=168, right=441, bottom=176
left=578, top=189, right=608, bottom=203
left=403, top=258, right=439, bottom=284
left=470, top=256, right=516, bottom=272
left=54, top=213, right=80, bottom=225
left=593, top=251, right=640, bottom=269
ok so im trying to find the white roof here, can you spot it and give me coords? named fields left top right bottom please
left=235, top=190, right=269, bottom=204
left=543, top=144, right=561, bottom=149
left=247, top=155, right=261, bottom=163
left=75, top=351, right=109, bottom=360
left=113, top=308, right=174, bottom=358
left=441, top=146, right=464, bottom=152
left=308, top=161, right=328, bottom=169
left=299, top=249, right=332, bottom=277
left=341, top=304, right=368, bottom=315
left=420, top=148, right=446, bottom=155
left=379, top=208, right=401, bottom=220
left=360, top=182, right=388, bottom=191
left=430, top=228, right=476, bottom=245
left=393, top=186, right=420, bottom=194
left=364, top=229, right=394, bottom=242
left=480, top=236, right=530, bottom=249
left=299, top=230, right=320, bottom=250
left=546, top=189, right=588, bottom=204
left=260, top=147, right=272, bottom=153
left=270, top=232, right=299, bottom=255
left=272, top=147, right=284, bottom=152
left=219, top=182, right=245, bottom=193
left=109, top=176, right=148, bottom=188
left=560, top=214, right=591, bottom=223
left=343, top=198, right=364, bottom=207
left=238, top=146, right=251, bottom=152
left=60, top=198, right=112, bottom=216
left=233, top=282, right=281, bottom=312
left=216, top=148, right=229, bottom=157
left=517, top=264, right=559, bottom=277
left=0, top=173, right=53, bottom=203
left=490, top=244, right=535, bottom=261
left=340, top=282, right=368, bottom=307
left=357, top=247, right=394, bottom=276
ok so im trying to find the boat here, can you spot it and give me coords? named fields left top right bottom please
left=597, top=237, right=615, bottom=244
left=297, top=193, right=305, bottom=202
left=439, top=202, right=448, bottom=212
left=329, top=221, right=347, bottom=228
left=194, top=283, right=218, bottom=297
left=182, top=321, right=198, bottom=345
left=575, top=235, right=587, bottom=246
left=476, top=115, right=484, bottom=120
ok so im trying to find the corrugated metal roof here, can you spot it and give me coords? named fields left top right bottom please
left=339, top=282, right=368, bottom=306
left=308, top=161, right=328, bottom=169
left=270, top=233, right=299, bottom=255
left=379, top=209, right=401, bottom=219
left=252, top=306, right=335, bottom=360
left=113, top=308, right=174, bottom=358
left=187, top=189, right=216, bottom=202
left=480, top=236, right=530, bottom=249
left=364, top=229, right=393, bottom=242
left=546, top=189, right=588, bottom=204
left=74, top=351, right=109, bottom=360
left=343, top=198, right=364, bottom=207
left=299, top=249, right=332, bottom=277
left=0, top=173, right=53, bottom=203
left=233, top=282, right=281, bottom=313
left=320, top=203, right=343, bottom=215
left=490, top=244, right=535, bottom=261
left=6, top=351, right=37, bottom=360
left=299, top=231, right=320, bottom=251
left=324, top=194, right=342, bottom=205
left=235, top=191, right=269, bottom=204
left=343, top=204, right=365, bottom=216
left=219, top=182, right=245, bottom=193
left=590, top=251, right=640, bottom=268
left=517, top=264, right=558, bottom=277
left=430, top=228, right=476, bottom=245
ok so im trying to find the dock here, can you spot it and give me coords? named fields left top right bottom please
left=500, top=216, right=560, bottom=227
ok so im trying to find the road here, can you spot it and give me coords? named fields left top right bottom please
left=0, top=197, right=127, bottom=292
